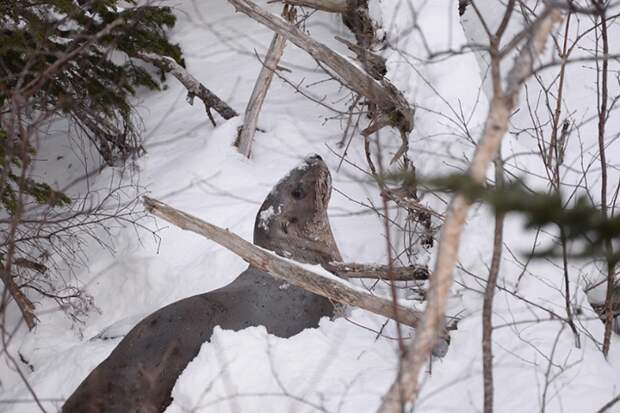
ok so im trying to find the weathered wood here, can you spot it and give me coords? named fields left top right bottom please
left=278, top=0, right=348, bottom=13
left=335, top=36, right=386, bottom=80
left=327, top=262, right=429, bottom=281
left=135, top=52, right=238, bottom=123
left=237, top=6, right=293, bottom=158
left=228, top=0, right=413, bottom=137
left=64, top=157, right=341, bottom=413
left=143, top=196, right=424, bottom=328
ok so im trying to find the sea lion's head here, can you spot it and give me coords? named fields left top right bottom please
left=254, top=154, right=342, bottom=265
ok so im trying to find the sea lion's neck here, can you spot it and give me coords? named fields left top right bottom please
left=255, top=227, right=342, bottom=267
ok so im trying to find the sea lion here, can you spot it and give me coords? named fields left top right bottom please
left=62, top=154, right=343, bottom=413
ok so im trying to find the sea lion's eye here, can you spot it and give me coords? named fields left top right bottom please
left=291, top=187, right=305, bottom=200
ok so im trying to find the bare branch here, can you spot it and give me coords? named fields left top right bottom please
left=135, top=52, right=239, bottom=122
left=594, top=1, right=617, bottom=358
left=376, top=7, right=562, bottom=412
left=335, top=36, right=386, bottom=80
left=381, top=188, right=444, bottom=220
left=482, top=155, right=505, bottom=413
left=237, top=6, right=294, bottom=157
left=596, top=394, right=620, bottom=413
left=19, top=18, right=124, bottom=99
left=143, top=196, right=425, bottom=328
left=228, top=0, right=413, bottom=137
left=326, top=262, right=429, bottom=281
left=275, top=0, right=349, bottom=13
left=0, top=269, right=36, bottom=329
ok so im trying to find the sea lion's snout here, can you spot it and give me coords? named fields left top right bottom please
left=253, top=154, right=341, bottom=265
left=303, top=153, right=324, bottom=167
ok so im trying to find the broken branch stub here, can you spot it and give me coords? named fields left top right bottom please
left=143, top=196, right=424, bottom=328
left=135, top=52, right=239, bottom=123
left=228, top=0, right=413, bottom=138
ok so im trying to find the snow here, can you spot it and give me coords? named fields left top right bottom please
left=2, top=1, right=620, bottom=412
left=258, top=205, right=279, bottom=231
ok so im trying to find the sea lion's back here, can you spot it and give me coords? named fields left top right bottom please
left=211, top=267, right=334, bottom=338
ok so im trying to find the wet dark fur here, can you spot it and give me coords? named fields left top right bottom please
left=63, top=155, right=342, bottom=413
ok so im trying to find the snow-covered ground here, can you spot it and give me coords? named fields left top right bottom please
left=2, top=1, right=619, bottom=412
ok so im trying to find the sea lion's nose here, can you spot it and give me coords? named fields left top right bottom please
left=302, top=153, right=325, bottom=168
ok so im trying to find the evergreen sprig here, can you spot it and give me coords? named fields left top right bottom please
left=0, top=0, right=183, bottom=165
left=380, top=169, right=620, bottom=265
left=0, top=0, right=184, bottom=215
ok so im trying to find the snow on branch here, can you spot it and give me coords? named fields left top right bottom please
left=136, top=52, right=239, bottom=124
left=228, top=0, right=413, bottom=138
left=143, top=196, right=424, bottom=328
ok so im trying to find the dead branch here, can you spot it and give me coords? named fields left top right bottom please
left=376, top=7, right=562, bottom=413
left=326, top=262, right=429, bottom=281
left=0, top=269, right=36, bottom=329
left=482, top=155, right=505, bottom=413
left=593, top=0, right=616, bottom=358
left=237, top=6, right=294, bottom=157
left=381, top=188, right=444, bottom=220
left=135, top=53, right=239, bottom=124
left=335, top=36, right=386, bottom=80
left=143, top=196, right=424, bottom=328
left=228, top=0, right=413, bottom=138
left=275, top=0, right=348, bottom=13
left=13, top=258, right=48, bottom=274
left=596, top=394, right=620, bottom=413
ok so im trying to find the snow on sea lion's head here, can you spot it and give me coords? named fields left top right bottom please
left=253, top=154, right=341, bottom=265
